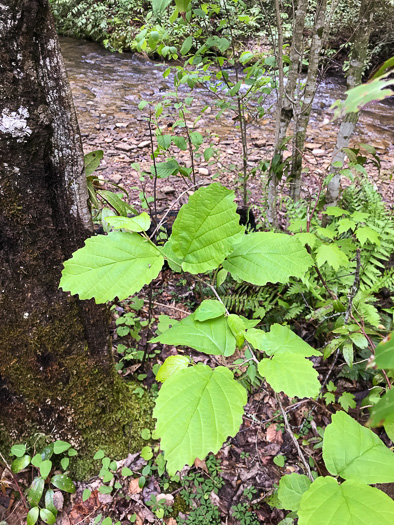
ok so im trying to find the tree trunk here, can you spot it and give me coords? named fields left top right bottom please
left=325, top=0, right=373, bottom=206
left=0, top=0, right=151, bottom=479
left=267, top=0, right=307, bottom=224
left=289, top=0, right=327, bottom=201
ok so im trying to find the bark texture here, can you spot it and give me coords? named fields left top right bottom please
left=0, top=0, right=151, bottom=477
left=290, top=0, right=327, bottom=200
left=326, top=0, right=373, bottom=206
left=268, top=0, right=307, bottom=223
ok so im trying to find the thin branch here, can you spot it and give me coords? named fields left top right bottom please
left=149, top=181, right=205, bottom=239
left=152, top=301, right=190, bottom=316
left=345, top=248, right=361, bottom=323
left=276, top=395, right=314, bottom=481
left=148, top=113, right=158, bottom=227
left=0, top=452, right=29, bottom=510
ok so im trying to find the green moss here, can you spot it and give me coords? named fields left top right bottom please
left=171, top=494, right=190, bottom=518
left=0, top=296, right=156, bottom=480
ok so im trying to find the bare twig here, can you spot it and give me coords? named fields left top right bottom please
left=152, top=301, right=189, bottom=316
left=149, top=182, right=205, bottom=239
left=345, top=248, right=361, bottom=323
left=276, top=395, right=314, bottom=481
left=0, top=452, right=29, bottom=510
left=148, top=113, right=158, bottom=227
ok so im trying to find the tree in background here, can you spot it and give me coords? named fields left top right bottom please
left=326, top=0, right=374, bottom=206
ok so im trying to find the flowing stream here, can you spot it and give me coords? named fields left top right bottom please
left=60, top=36, right=393, bottom=202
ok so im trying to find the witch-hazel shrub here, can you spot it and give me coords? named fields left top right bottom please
left=60, top=182, right=394, bottom=523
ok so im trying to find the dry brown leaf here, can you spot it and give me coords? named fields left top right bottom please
left=135, top=515, right=144, bottom=525
left=194, top=458, right=208, bottom=473
left=266, top=423, right=283, bottom=445
left=129, top=477, right=143, bottom=495
left=165, top=518, right=177, bottom=525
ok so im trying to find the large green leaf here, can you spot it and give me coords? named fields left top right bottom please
left=278, top=473, right=311, bottom=512
left=40, top=509, right=56, bottom=525
left=258, top=354, right=320, bottom=398
left=154, top=365, right=247, bottom=475
left=11, top=454, right=31, bottom=473
left=60, top=232, right=164, bottom=303
left=105, top=213, right=151, bottom=233
left=27, top=477, right=45, bottom=507
left=331, top=73, right=394, bottom=119
left=156, top=355, right=190, bottom=383
left=27, top=507, right=39, bottom=525
left=51, top=474, right=76, bottom=493
left=84, top=150, right=103, bottom=176
left=375, top=332, right=394, bottom=369
left=323, top=411, right=394, bottom=483
left=152, top=0, right=172, bottom=14
left=298, top=477, right=394, bottom=525
left=194, top=300, right=226, bottom=322
left=151, top=313, right=236, bottom=356
left=254, top=324, right=320, bottom=357
left=171, top=183, right=244, bottom=273
left=370, top=388, right=394, bottom=427
left=151, top=159, right=180, bottom=179
left=223, top=233, right=313, bottom=286
left=315, top=243, right=349, bottom=271
left=45, top=489, right=58, bottom=517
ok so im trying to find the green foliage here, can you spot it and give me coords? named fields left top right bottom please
left=156, top=355, right=190, bottom=382
left=323, top=411, right=394, bottom=484
left=223, top=233, right=313, bottom=286
left=10, top=441, right=76, bottom=516
left=60, top=232, right=164, bottom=302
left=275, top=412, right=394, bottom=523
left=170, top=183, right=244, bottom=273
left=151, top=311, right=236, bottom=356
left=256, top=324, right=321, bottom=398
left=298, top=478, right=394, bottom=525
left=178, top=454, right=224, bottom=524
left=278, top=473, right=311, bottom=512
left=153, top=365, right=246, bottom=475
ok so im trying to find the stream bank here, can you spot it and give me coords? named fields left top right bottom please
left=61, top=37, right=394, bottom=211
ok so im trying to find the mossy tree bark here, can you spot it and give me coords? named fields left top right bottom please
left=0, top=0, right=151, bottom=478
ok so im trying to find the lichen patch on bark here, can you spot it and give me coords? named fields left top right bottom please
left=0, top=107, right=32, bottom=140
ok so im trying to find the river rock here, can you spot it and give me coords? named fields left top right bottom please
left=162, top=185, right=176, bottom=194
left=115, top=143, right=135, bottom=152
left=199, top=168, right=210, bottom=176
left=312, top=148, right=326, bottom=156
left=109, top=174, right=122, bottom=184
left=138, top=140, right=151, bottom=148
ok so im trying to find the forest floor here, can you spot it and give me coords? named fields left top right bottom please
left=1, top=40, right=393, bottom=525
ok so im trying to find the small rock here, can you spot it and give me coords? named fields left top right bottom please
left=98, top=492, right=113, bottom=505
left=115, top=122, right=128, bottom=128
left=198, top=168, right=209, bottom=176
left=312, top=148, right=326, bottom=156
left=138, top=140, right=151, bottom=148
left=156, top=493, right=174, bottom=507
left=305, top=142, right=322, bottom=150
left=115, top=143, right=135, bottom=152
left=109, top=174, right=122, bottom=184
left=162, top=185, right=176, bottom=194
